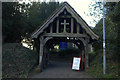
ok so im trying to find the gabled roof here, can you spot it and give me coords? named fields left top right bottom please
left=31, top=2, right=99, bottom=40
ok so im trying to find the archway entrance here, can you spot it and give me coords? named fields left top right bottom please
left=31, top=2, right=99, bottom=72
left=42, top=37, right=86, bottom=71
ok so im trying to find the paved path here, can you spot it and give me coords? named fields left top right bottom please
left=29, top=61, right=92, bottom=78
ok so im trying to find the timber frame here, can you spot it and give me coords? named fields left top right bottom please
left=31, top=2, right=99, bottom=71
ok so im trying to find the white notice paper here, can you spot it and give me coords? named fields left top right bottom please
left=72, top=57, right=81, bottom=70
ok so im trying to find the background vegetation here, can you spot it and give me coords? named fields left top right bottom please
left=49, top=48, right=80, bottom=63
left=87, top=2, right=120, bottom=78
left=2, top=2, right=60, bottom=43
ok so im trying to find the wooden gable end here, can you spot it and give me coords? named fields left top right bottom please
left=31, top=2, right=99, bottom=40
left=44, top=9, right=85, bottom=34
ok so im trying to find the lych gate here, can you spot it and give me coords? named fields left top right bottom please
left=31, top=2, right=99, bottom=71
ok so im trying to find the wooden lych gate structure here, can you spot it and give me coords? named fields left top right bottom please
left=31, top=2, right=99, bottom=71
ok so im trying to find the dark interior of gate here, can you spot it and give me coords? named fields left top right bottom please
left=42, top=37, right=85, bottom=71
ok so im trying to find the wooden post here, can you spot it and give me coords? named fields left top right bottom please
left=71, top=18, right=74, bottom=33
left=88, top=44, right=92, bottom=52
left=77, top=23, right=79, bottom=34
left=39, top=36, right=44, bottom=71
left=84, top=46, right=87, bottom=70
left=43, top=44, right=49, bottom=68
left=57, top=19, right=59, bottom=33
left=50, top=25, right=53, bottom=33
left=86, top=46, right=89, bottom=68
left=82, top=48, right=84, bottom=70
left=85, top=38, right=89, bottom=69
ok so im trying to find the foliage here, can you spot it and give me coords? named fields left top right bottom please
left=89, top=2, right=120, bottom=78
left=88, top=51, right=95, bottom=55
left=92, top=2, right=120, bottom=62
left=2, top=2, right=24, bottom=42
left=2, top=2, right=60, bottom=43
left=88, top=1, right=103, bottom=24
left=2, top=43, right=38, bottom=78
left=49, top=48, right=80, bottom=62
left=86, top=51, right=119, bottom=78
left=50, top=48, right=79, bottom=56
left=88, top=51, right=96, bottom=65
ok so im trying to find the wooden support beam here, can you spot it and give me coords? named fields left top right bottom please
left=59, top=15, right=72, bottom=18
left=83, top=26, right=85, bottom=34
left=82, top=50, right=84, bottom=70
left=57, top=19, right=59, bottom=33
left=43, top=33, right=88, bottom=38
left=84, top=45, right=87, bottom=71
left=43, top=45, right=48, bottom=69
left=39, top=36, right=44, bottom=70
left=50, top=25, right=53, bottom=33
left=77, top=23, right=79, bottom=34
left=71, top=18, right=74, bottom=33
left=85, top=37, right=89, bottom=69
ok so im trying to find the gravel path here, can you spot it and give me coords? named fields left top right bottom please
left=29, top=61, right=93, bottom=78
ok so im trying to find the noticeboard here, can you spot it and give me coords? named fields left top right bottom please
left=59, top=42, right=67, bottom=50
left=72, top=57, right=81, bottom=70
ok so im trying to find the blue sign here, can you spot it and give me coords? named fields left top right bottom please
left=59, top=42, right=67, bottom=50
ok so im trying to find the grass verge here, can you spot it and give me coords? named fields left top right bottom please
left=2, top=43, right=38, bottom=78
left=86, top=51, right=120, bottom=79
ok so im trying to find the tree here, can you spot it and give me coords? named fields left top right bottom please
left=2, top=2, right=23, bottom=42
left=92, top=2, right=120, bottom=67
left=89, top=1, right=120, bottom=77
left=2, top=2, right=60, bottom=43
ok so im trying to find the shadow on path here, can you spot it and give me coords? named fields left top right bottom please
left=29, top=61, right=92, bottom=78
